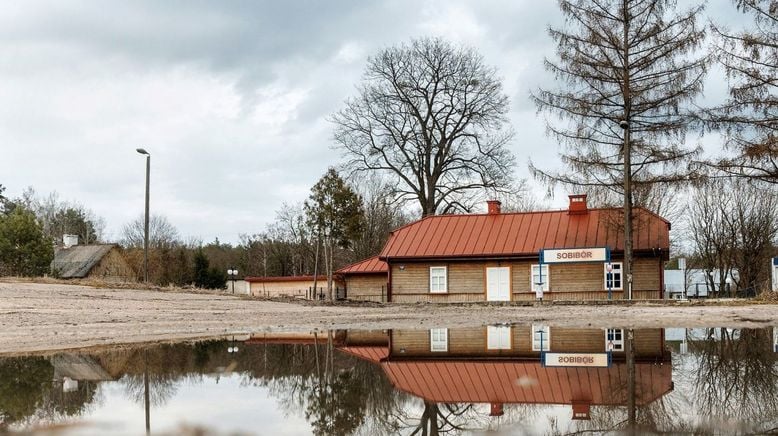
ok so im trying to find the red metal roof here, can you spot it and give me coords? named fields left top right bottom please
left=336, top=256, right=388, bottom=275
left=244, top=275, right=327, bottom=283
left=337, top=346, right=389, bottom=363
left=380, top=208, right=670, bottom=259
left=382, top=360, right=672, bottom=406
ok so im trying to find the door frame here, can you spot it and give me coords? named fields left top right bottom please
left=485, top=265, right=512, bottom=301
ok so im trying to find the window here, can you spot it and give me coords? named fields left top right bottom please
left=530, top=265, right=550, bottom=292
left=606, top=328, right=624, bottom=352
left=531, top=325, right=550, bottom=351
left=430, top=328, right=448, bottom=352
left=604, top=262, right=623, bottom=290
left=487, top=326, right=512, bottom=350
left=430, top=267, right=448, bottom=293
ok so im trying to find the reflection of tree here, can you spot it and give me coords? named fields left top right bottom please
left=0, top=356, right=53, bottom=428
left=687, top=328, right=778, bottom=428
left=258, top=333, right=404, bottom=435
left=0, top=356, right=99, bottom=431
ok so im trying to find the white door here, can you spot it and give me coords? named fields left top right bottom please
left=486, top=267, right=510, bottom=301
left=487, top=326, right=512, bottom=349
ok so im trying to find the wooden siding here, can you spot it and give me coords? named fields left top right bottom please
left=250, top=280, right=321, bottom=298
left=390, top=258, right=662, bottom=302
left=89, top=248, right=136, bottom=282
left=390, top=327, right=665, bottom=358
left=345, top=275, right=387, bottom=302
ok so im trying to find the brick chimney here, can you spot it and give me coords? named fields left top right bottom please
left=487, top=200, right=502, bottom=215
left=568, top=194, right=588, bottom=215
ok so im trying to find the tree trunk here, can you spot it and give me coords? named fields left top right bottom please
left=622, top=0, right=634, bottom=300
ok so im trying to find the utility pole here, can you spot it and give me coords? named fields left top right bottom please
left=137, top=148, right=151, bottom=283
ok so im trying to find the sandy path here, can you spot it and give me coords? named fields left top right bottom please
left=1, top=281, right=777, bottom=355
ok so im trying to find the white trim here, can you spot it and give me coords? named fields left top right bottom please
left=429, top=266, right=448, bottom=293
left=531, top=324, right=550, bottom=351
left=530, top=264, right=550, bottom=292
left=487, top=325, right=512, bottom=350
left=430, top=328, right=448, bottom=352
left=604, top=262, right=624, bottom=290
left=605, top=328, right=624, bottom=352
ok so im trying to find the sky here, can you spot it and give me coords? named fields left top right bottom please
left=0, top=0, right=747, bottom=244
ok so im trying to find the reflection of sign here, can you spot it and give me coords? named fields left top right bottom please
left=542, top=248, right=608, bottom=264
left=543, top=353, right=610, bottom=367
left=774, top=329, right=778, bottom=353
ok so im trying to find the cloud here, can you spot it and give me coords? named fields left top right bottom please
left=0, top=0, right=738, bottom=242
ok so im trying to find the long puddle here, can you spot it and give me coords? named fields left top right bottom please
left=1, top=326, right=776, bottom=435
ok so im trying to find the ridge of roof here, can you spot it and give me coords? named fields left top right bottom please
left=335, top=255, right=387, bottom=274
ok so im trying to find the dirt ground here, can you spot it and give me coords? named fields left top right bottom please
left=1, top=280, right=777, bottom=355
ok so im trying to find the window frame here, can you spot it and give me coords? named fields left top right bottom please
left=530, top=264, right=550, bottom=292
left=429, top=266, right=448, bottom=294
left=604, top=262, right=624, bottom=290
left=430, top=328, right=449, bottom=352
left=605, top=328, right=624, bottom=352
left=531, top=324, right=551, bottom=351
left=487, top=325, right=512, bottom=350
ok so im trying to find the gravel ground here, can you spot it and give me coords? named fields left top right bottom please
left=1, top=280, right=777, bottom=355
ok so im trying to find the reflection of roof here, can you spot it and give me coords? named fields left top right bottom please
left=245, top=275, right=328, bottom=283
left=51, top=244, right=116, bottom=278
left=382, top=360, right=672, bottom=406
left=338, top=346, right=389, bottom=363
left=51, top=354, right=114, bottom=381
left=380, top=208, right=670, bottom=259
left=336, top=256, right=388, bottom=275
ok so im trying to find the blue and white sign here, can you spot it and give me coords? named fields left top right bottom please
left=541, top=247, right=610, bottom=264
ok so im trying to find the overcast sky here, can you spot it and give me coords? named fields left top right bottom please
left=0, top=0, right=746, bottom=244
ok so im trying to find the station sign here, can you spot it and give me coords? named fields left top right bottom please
left=541, top=247, right=609, bottom=264
left=543, top=353, right=610, bottom=368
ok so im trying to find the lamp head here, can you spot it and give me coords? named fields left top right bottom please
left=136, top=148, right=150, bottom=155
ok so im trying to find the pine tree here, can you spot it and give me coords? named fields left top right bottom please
left=0, top=208, right=54, bottom=276
left=304, top=169, right=364, bottom=301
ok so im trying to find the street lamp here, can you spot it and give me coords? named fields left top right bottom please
left=136, top=148, right=150, bottom=283
left=227, top=267, right=238, bottom=294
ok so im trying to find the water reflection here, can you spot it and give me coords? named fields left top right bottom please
left=0, top=326, right=777, bottom=434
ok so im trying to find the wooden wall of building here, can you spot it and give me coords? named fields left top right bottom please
left=345, top=275, right=387, bottom=302
left=390, top=258, right=662, bottom=302
left=89, top=248, right=136, bottom=282
left=390, top=327, right=665, bottom=359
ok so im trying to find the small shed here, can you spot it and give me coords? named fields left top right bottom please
left=51, top=244, right=136, bottom=282
left=337, top=256, right=388, bottom=302
left=245, top=275, right=343, bottom=299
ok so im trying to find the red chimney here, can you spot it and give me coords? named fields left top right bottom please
left=487, top=200, right=502, bottom=215
left=568, top=194, right=588, bottom=215
left=571, top=401, right=591, bottom=420
left=490, top=403, right=504, bottom=416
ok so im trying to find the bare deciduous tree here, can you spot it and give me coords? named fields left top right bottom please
left=532, top=0, right=708, bottom=298
left=121, top=214, right=180, bottom=250
left=332, top=37, right=515, bottom=217
left=687, top=179, right=778, bottom=295
left=706, top=0, right=777, bottom=183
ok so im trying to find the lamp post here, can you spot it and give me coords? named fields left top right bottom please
left=227, top=267, right=238, bottom=294
left=136, top=148, right=151, bottom=283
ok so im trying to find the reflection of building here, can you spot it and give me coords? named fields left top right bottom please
left=359, top=195, right=669, bottom=302
left=339, top=327, right=673, bottom=420
left=51, top=354, right=115, bottom=392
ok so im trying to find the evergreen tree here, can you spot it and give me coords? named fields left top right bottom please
left=304, top=169, right=364, bottom=300
left=0, top=208, right=54, bottom=277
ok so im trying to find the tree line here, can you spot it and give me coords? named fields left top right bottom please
left=0, top=0, right=776, bottom=294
